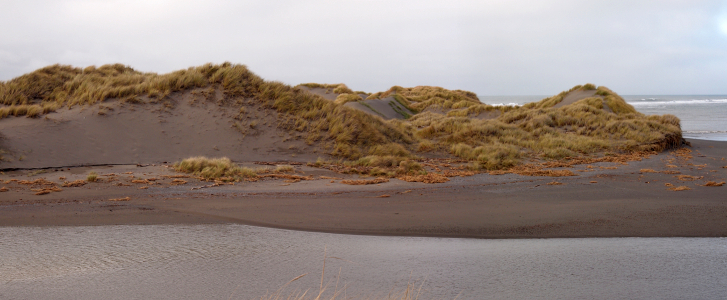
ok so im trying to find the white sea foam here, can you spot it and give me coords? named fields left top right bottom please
left=628, top=99, right=727, bottom=106
left=683, top=130, right=727, bottom=134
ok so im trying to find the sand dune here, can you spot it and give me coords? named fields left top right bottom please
left=0, top=89, right=319, bottom=169
left=1, top=64, right=684, bottom=173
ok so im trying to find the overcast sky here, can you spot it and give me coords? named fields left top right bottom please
left=1, top=0, right=726, bottom=95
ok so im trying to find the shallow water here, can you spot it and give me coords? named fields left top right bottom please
left=2, top=224, right=726, bottom=299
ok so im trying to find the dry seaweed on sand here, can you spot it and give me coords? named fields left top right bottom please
left=61, top=180, right=87, bottom=187
left=669, top=186, right=691, bottom=191
left=108, top=196, right=131, bottom=201
left=397, top=173, right=449, bottom=184
left=32, top=186, right=63, bottom=195
left=340, top=177, right=389, bottom=185
left=259, top=174, right=313, bottom=181
left=170, top=179, right=187, bottom=185
left=676, top=175, right=703, bottom=181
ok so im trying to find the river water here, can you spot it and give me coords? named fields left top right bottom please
left=2, top=224, right=726, bottom=299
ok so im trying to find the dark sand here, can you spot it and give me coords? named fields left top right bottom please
left=1, top=139, right=725, bottom=239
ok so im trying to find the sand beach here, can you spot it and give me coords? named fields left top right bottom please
left=1, top=64, right=725, bottom=239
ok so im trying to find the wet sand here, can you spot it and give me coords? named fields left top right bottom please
left=1, top=139, right=725, bottom=239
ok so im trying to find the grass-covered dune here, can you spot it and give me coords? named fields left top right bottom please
left=0, top=63, right=682, bottom=171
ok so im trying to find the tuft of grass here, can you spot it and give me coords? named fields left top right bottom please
left=398, top=173, right=448, bottom=183
left=296, top=83, right=353, bottom=94
left=369, top=143, right=411, bottom=157
left=332, top=84, right=353, bottom=94
left=173, top=156, right=256, bottom=181
left=274, top=165, right=295, bottom=173
left=397, top=160, right=424, bottom=175
left=25, top=105, right=43, bottom=118
left=582, top=83, right=597, bottom=90
left=0, top=104, right=47, bottom=118
left=86, top=172, right=98, bottom=182
left=334, top=93, right=362, bottom=105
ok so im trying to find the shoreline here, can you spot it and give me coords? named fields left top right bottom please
left=1, top=138, right=726, bottom=239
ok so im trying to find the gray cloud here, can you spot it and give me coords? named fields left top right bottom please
left=1, top=0, right=726, bottom=95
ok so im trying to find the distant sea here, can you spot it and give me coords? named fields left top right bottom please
left=478, top=95, right=727, bottom=141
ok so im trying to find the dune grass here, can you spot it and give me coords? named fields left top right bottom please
left=405, top=85, right=681, bottom=169
left=2, top=63, right=684, bottom=171
left=172, top=156, right=256, bottom=181
left=0, top=63, right=415, bottom=160
left=333, top=93, right=362, bottom=105
left=86, top=172, right=98, bottom=182
left=0, top=103, right=59, bottom=119
left=297, top=83, right=354, bottom=94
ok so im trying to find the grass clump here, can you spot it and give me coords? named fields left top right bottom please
left=0, top=103, right=58, bottom=119
left=582, top=83, right=597, bottom=90
left=173, top=156, right=256, bottom=181
left=86, top=172, right=98, bottom=182
left=383, top=85, right=482, bottom=113
left=297, top=83, right=353, bottom=94
left=334, top=93, right=362, bottom=105
left=273, top=165, right=295, bottom=173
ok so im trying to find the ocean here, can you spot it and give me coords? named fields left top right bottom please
left=478, top=95, right=727, bottom=141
